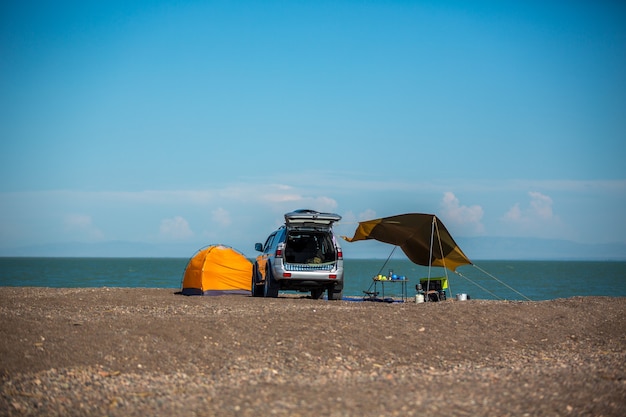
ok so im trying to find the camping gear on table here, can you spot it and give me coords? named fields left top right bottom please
left=182, top=245, right=252, bottom=296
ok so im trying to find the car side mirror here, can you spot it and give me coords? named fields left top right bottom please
left=254, top=243, right=263, bottom=252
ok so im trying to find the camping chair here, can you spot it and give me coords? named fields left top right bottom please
left=419, top=277, right=448, bottom=302
left=362, top=277, right=380, bottom=301
left=363, top=290, right=379, bottom=301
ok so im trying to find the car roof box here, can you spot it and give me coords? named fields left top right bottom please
left=284, top=209, right=341, bottom=227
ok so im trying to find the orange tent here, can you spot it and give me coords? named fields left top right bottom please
left=181, top=245, right=253, bottom=295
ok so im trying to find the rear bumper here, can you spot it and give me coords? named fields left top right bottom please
left=276, top=278, right=343, bottom=291
left=270, top=261, right=343, bottom=290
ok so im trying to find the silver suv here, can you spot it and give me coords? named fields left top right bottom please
left=252, top=209, right=344, bottom=300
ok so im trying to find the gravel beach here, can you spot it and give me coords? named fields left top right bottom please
left=1, top=288, right=624, bottom=416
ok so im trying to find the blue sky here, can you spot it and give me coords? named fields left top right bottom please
left=1, top=0, right=625, bottom=258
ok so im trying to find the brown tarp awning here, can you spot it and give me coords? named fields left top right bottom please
left=342, top=213, right=471, bottom=271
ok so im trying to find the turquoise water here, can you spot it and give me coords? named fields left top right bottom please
left=345, top=259, right=626, bottom=300
left=1, top=257, right=625, bottom=301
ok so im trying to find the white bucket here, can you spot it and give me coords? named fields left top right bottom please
left=456, top=293, right=467, bottom=301
left=415, top=294, right=425, bottom=303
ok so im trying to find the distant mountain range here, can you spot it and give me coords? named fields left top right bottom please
left=457, top=237, right=626, bottom=261
left=1, top=237, right=625, bottom=260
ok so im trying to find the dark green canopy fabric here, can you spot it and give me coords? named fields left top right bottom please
left=342, top=213, right=471, bottom=271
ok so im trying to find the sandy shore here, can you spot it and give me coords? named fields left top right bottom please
left=1, top=287, right=624, bottom=416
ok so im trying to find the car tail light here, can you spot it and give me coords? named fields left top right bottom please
left=282, top=272, right=291, bottom=278
left=337, top=249, right=343, bottom=260
left=275, top=244, right=283, bottom=258
left=329, top=274, right=337, bottom=279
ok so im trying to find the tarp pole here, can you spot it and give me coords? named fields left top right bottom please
left=424, top=216, right=436, bottom=301
left=433, top=217, right=452, bottom=299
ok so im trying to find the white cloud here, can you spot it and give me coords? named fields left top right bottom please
left=503, top=203, right=522, bottom=221
left=2, top=177, right=622, bottom=251
left=64, top=214, right=92, bottom=228
left=63, top=214, right=104, bottom=240
left=159, top=216, right=194, bottom=240
left=312, top=196, right=339, bottom=212
left=528, top=191, right=554, bottom=219
left=501, top=191, right=568, bottom=238
left=211, top=208, right=231, bottom=227
left=263, top=193, right=303, bottom=203
left=503, top=191, right=557, bottom=224
left=439, top=192, right=485, bottom=234
left=70, top=190, right=216, bottom=205
left=260, top=192, right=338, bottom=213
left=336, top=209, right=377, bottom=229
left=358, top=209, right=377, bottom=221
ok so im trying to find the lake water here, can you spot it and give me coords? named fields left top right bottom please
left=1, top=257, right=625, bottom=301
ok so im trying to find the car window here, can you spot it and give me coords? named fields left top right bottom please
left=284, top=231, right=336, bottom=263
left=263, top=233, right=276, bottom=252
left=319, top=234, right=334, bottom=257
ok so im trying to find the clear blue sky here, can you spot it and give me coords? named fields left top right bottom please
left=1, top=0, right=625, bottom=258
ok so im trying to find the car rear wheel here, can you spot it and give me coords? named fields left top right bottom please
left=264, top=267, right=279, bottom=298
left=251, top=264, right=264, bottom=297
left=310, top=288, right=324, bottom=299
left=328, top=286, right=343, bottom=301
